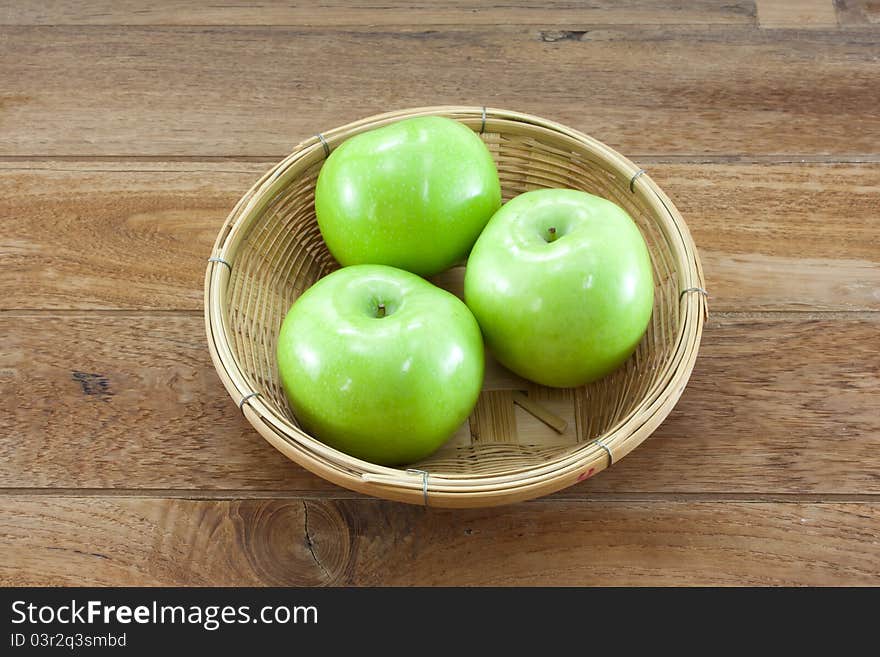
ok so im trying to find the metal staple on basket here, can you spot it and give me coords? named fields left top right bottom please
left=593, top=439, right=614, bottom=466
left=204, top=105, right=707, bottom=508
left=406, top=469, right=430, bottom=507
left=629, top=168, right=647, bottom=192
left=681, top=287, right=710, bottom=320
left=315, top=133, right=330, bottom=158
left=680, top=287, right=709, bottom=299
left=238, top=391, right=261, bottom=412
left=208, top=256, right=232, bottom=271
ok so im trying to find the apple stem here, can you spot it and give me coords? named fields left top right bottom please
left=376, top=303, right=386, bottom=318
left=547, top=227, right=558, bottom=242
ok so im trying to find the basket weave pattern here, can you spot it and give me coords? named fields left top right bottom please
left=205, top=106, right=706, bottom=507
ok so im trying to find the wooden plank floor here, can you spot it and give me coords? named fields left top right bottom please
left=1, top=1, right=878, bottom=586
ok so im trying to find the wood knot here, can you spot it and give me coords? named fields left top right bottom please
left=236, top=500, right=349, bottom=586
left=71, top=371, right=113, bottom=401
left=539, top=30, right=589, bottom=42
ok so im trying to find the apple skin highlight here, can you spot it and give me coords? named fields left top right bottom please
left=277, top=265, right=485, bottom=466
left=315, top=116, right=501, bottom=277
left=464, top=188, right=655, bottom=388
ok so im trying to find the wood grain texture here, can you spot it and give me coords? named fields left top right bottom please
left=654, top=163, right=880, bottom=312
left=2, top=1, right=878, bottom=587
left=2, top=161, right=877, bottom=311
left=0, top=162, right=251, bottom=310
left=1, top=26, right=878, bottom=157
left=757, top=0, right=838, bottom=27
left=836, top=0, right=880, bottom=25
left=2, top=496, right=878, bottom=585
left=0, top=1, right=758, bottom=26
left=2, top=313, right=878, bottom=494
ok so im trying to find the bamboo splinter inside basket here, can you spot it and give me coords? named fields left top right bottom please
left=205, top=106, right=706, bottom=508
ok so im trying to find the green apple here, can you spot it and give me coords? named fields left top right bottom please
left=464, top=189, right=654, bottom=388
left=315, top=116, right=501, bottom=277
left=276, top=264, right=484, bottom=465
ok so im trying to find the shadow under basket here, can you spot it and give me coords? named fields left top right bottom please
left=205, top=106, right=707, bottom=508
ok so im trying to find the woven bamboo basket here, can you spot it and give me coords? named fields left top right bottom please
left=205, top=106, right=706, bottom=508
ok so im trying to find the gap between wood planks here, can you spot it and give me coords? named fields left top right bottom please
left=2, top=309, right=878, bottom=320
left=0, top=488, right=877, bottom=503
left=2, top=155, right=880, bottom=165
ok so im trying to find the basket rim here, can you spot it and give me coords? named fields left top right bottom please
left=204, top=105, right=707, bottom=508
